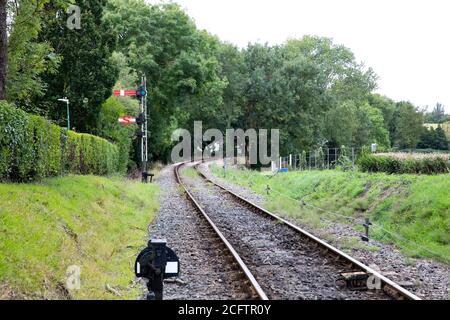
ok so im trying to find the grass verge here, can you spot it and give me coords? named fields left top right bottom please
left=211, top=165, right=449, bottom=263
left=0, top=175, right=159, bottom=300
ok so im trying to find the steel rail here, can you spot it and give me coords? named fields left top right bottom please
left=195, top=162, right=422, bottom=301
left=174, top=162, right=269, bottom=300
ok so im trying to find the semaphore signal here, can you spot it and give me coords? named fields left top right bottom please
left=113, top=89, right=137, bottom=97
left=118, top=116, right=136, bottom=125
left=113, top=76, right=151, bottom=183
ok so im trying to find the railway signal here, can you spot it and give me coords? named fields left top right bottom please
left=135, top=239, right=180, bottom=300
left=114, top=75, right=152, bottom=183
left=113, top=89, right=137, bottom=97
left=136, top=85, right=147, bottom=98
left=118, top=116, right=136, bottom=125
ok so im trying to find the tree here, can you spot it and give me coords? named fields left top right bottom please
left=35, top=0, right=118, bottom=133
left=429, top=103, right=446, bottom=123
left=0, top=0, right=7, bottom=100
left=324, top=101, right=358, bottom=147
left=417, top=126, right=449, bottom=150
left=417, top=127, right=435, bottom=149
left=97, top=97, right=137, bottom=172
left=6, top=0, right=63, bottom=112
left=105, top=0, right=226, bottom=161
left=285, top=36, right=378, bottom=104
left=238, top=43, right=326, bottom=155
left=368, top=94, right=396, bottom=145
left=325, top=100, right=389, bottom=149
left=434, top=126, right=449, bottom=150
left=392, top=101, right=423, bottom=149
left=216, top=43, right=246, bottom=130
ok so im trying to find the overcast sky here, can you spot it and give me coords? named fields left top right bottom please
left=149, top=0, right=450, bottom=112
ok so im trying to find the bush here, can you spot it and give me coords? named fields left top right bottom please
left=97, top=97, right=136, bottom=174
left=358, top=153, right=449, bottom=174
left=0, top=101, right=120, bottom=182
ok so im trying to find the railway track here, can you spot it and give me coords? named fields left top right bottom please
left=174, top=162, right=268, bottom=300
left=175, top=161, right=421, bottom=300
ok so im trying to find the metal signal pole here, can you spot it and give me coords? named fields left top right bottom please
left=114, top=75, right=151, bottom=183
left=140, top=74, right=149, bottom=183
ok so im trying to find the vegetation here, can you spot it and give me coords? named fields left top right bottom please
left=2, top=0, right=447, bottom=164
left=391, top=102, right=425, bottom=149
left=0, top=101, right=122, bottom=182
left=424, top=103, right=450, bottom=124
left=358, top=153, right=449, bottom=174
left=35, top=0, right=118, bottom=132
left=97, top=97, right=138, bottom=173
left=212, top=165, right=449, bottom=263
left=417, top=126, right=449, bottom=150
left=0, top=175, right=159, bottom=299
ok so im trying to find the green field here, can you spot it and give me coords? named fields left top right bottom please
left=0, top=175, right=159, bottom=300
left=212, top=166, right=450, bottom=263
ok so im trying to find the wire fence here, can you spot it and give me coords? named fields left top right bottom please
left=273, top=147, right=362, bottom=171
left=259, top=180, right=448, bottom=263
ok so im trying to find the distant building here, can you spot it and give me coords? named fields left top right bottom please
left=424, top=122, right=450, bottom=139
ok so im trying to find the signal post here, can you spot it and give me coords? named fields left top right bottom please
left=114, top=75, right=152, bottom=183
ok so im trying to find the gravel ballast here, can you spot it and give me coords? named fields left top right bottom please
left=181, top=162, right=389, bottom=300
left=198, top=160, right=449, bottom=300
left=146, top=165, right=251, bottom=300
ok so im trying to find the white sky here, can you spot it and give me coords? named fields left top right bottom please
left=148, top=0, right=450, bottom=112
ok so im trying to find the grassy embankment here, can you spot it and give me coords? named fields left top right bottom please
left=0, top=175, right=159, bottom=299
left=212, top=165, right=449, bottom=263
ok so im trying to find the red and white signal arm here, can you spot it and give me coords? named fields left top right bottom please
left=118, top=116, right=137, bottom=125
left=114, top=89, right=137, bottom=97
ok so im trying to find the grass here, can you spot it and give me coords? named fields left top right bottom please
left=0, top=175, right=159, bottom=300
left=211, top=165, right=450, bottom=263
left=181, top=166, right=199, bottom=178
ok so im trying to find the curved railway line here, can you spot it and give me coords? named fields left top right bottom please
left=174, top=161, right=421, bottom=300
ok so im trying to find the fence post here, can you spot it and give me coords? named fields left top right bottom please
left=327, top=149, right=330, bottom=169
left=335, top=148, right=338, bottom=167
left=352, top=147, right=355, bottom=168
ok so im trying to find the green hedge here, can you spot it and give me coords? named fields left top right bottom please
left=0, top=101, right=121, bottom=182
left=358, top=154, right=449, bottom=174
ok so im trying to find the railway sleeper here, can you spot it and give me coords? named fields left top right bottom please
left=338, top=271, right=371, bottom=291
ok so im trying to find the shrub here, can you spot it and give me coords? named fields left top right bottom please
left=0, top=101, right=120, bottom=182
left=97, top=97, right=136, bottom=174
left=358, top=153, right=449, bottom=174
left=27, top=115, right=61, bottom=179
left=0, top=101, right=31, bottom=180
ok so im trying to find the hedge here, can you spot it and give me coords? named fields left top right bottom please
left=0, top=101, right=122, bottom=182
left=358, top=153, right=449, bottom=175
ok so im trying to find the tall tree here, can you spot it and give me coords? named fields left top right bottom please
left=0, top=0, right=7, bottom=100
left=216, top=43, right=246, bottom=130
left=430, top=103, right=446, bottom=123
left=285, top=36, right=378, bottom=104
left=35, top=0, right=118, bottom=133
left=434, top=126, right=449, bottom=150
left=239, top=41, right=335, bottom=154
left=6, top=0, right=63, bottom=112
left=392, top=101, right=424, bottom=149
left=105, top=0, right=226, bottom=161
left=417, top=126, right=449, bottom=150
left=368, top=94, right=396, bottom=145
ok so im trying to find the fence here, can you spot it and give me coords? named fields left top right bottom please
left=272, top=147, right=360, bottom=171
